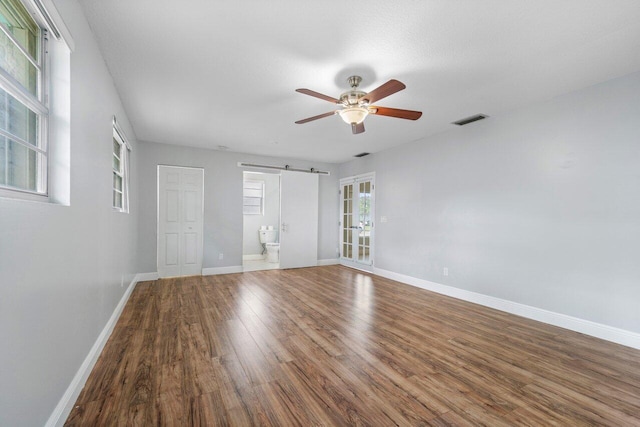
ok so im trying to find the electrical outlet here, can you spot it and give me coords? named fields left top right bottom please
left=380, top=216, right=388, bottom=223
left=443, top=267, right=449, bottom=276
left=219, top=253, right=224, bottom=260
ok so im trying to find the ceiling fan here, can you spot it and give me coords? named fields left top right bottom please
left=295, top=75, right=422, bottom=134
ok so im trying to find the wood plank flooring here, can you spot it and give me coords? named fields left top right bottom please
left=66, top=265, right=640, bottom=426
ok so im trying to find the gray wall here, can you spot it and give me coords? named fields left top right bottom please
left=137, top=142, right=339, bottom=272
left=0, top=0, right=139, bottom=425
left=1, top=2, right=637, bottom=424
left=340, top=71, right=640, bottom=333
left=243, top=172, right=280, bottom=256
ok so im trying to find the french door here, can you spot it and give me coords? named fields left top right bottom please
left=340, top=173, right=374, bottom=270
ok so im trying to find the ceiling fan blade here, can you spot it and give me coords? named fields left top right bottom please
left=352, top=122, right=365, bottom=134
left=360, top=79, right=406, bottom=104
left=295, top=111, right=336, bottom=124
left=296, top=88, right=340, bottom=104
left=370, top=106, right=422, bottom=120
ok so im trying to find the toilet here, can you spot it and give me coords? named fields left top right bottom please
left=259, top=228, right=279, bottom=263
left=266, top=242, right=280, bottom=263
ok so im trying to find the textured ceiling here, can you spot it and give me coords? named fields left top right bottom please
left=78, top=0, right=640, bottom=163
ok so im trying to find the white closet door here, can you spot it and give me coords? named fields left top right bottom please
left=279, top=170, right=318, bottom=269
left=158, top=166, right=204, bottom=278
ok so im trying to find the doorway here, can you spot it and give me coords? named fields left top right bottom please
left=157, top=165, right=204, bottom=278
left=242, top=171, right=281, bottom=271
left=241, top=169, right=320, bottom=271
left=340, top=173, right=375, bottom=271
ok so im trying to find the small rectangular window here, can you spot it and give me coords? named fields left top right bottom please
left=243, top=180, right=263, bottom=215
left=0, top=0, right=48, bottom=197
left=112, top=119, right=130, bottom=212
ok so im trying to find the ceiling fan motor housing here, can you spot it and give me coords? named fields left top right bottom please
left=341, top=75, right=368, bottom=106
left=340, top=90, right=366, bottom=106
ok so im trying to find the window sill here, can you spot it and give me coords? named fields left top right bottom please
left=0, top=186, right=49, bottom=203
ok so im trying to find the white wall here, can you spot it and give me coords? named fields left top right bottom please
left=0, top=0, right=139, bottom=425
left=137, top=141, right=339, bottom=272
left=243, top=172, right=280, bottom=256
left=340, top=71, right=640, bottom=334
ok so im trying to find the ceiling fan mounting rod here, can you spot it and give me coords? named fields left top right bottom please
left=347, top=75, right=362, bottom=89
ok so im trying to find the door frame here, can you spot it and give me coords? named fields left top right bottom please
left=242, top=170, right=281, bottom=270
left=157, top=165, right=204, bottom=277
left=339, top=172, right=375, bottom=272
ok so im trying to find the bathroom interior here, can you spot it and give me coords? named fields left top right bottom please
left=242, top=171, right=281, bottom=271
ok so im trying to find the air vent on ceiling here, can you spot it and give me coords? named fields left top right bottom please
left=452, top=114, right=489, bottom=126
left=354, top=152, right=370, bottom=158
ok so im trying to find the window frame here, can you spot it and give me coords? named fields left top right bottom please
left=243, top=180, right=264, bottom=215
left=0, top=0, right=50, bottom=199
left=112, top=117, right=131, bottom=213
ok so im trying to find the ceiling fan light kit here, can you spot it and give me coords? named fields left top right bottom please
left=338, top=107, right=369, bottom=125
left=295, top=75, right=422, bottom=134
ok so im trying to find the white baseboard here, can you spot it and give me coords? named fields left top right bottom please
left=202, top=266, right=243, bottom=275
left=339, top=259, right=373, bottom=272
left=136, top=272, right=159, bottom=281
left=318, top=258, right=340, bottom=266
left=373, top=267, right=640, bottom=350
left=243, top=254, right=265, bottom=261
left=45, top=274, right=141, bottom=427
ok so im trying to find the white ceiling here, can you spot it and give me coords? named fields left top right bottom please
left=78, top=0, right=640, bottom=163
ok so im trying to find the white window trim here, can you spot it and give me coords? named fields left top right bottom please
left=0, top=0, right=73, bottom=205
left=25, top=0, right=75, bottom=51
left=0, top=1, right=49, bottom=199
left=112, top=116, right=131, bottom=213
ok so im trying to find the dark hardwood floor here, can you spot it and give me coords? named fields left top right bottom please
left=66, top=265, right=640, bottom=426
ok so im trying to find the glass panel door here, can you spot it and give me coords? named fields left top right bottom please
left=341, top=183, right=353, bottom=260
left=340, top=174, right=374, bottom=267
left=358, top=181, right=372, bottom=263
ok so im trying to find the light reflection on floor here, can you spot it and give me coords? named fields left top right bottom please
left=243, top=259, right=280, bottom=272
left=349, top=273, right=374, bottom=346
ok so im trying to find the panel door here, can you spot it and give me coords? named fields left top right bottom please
left=158, top=166, right=204, bottom=278
left=279, top=170, right=319, bottom=269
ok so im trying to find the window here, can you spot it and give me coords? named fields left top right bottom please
left=0, top=0, right=48, bottom=196
left=243, top=180, right=264, bottom=215
left=112, top=118, right=130, bottom=212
